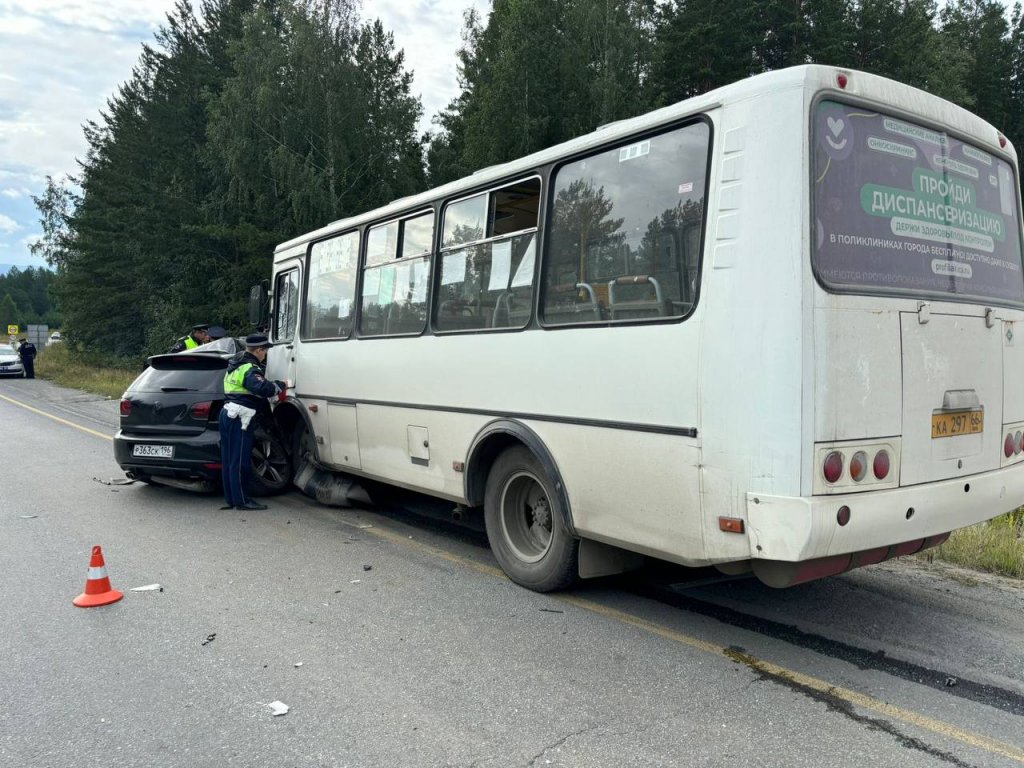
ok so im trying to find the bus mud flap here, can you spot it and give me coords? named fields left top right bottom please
left=578, top=539, right=645, bottom=579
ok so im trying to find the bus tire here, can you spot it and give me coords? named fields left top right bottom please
left=484, top=445, right=578, bottom=592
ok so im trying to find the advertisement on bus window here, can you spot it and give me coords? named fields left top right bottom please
left=813, top=99, right=1024, bottom=305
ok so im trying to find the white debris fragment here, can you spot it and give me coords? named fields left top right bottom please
left=294, top=662, right=303, bottom=668
left=349, top=579, right=361, bottom=584
left=130, top=584, right=163, bottom=592
left=268, top=701, right=289, bottom=716
left=19, top=515, right=38, bottom=519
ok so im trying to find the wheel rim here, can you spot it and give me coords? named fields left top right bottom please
left=252, top=437, right=288, bottom=486
left=499, top=470, right=554, bottom=563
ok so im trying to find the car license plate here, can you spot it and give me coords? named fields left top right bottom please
left=931, top=409, right=983, bottom=439
left=132, top=444, right=174, bottom=458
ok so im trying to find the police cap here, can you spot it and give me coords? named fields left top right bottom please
left=192, top=324, right=210, bottom=332
left=245, top=333, right=271, bottom=349
left=207, top=326, right=226, bottom=340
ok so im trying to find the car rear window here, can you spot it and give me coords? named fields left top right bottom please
left=130, top=364, right=226, bottom=393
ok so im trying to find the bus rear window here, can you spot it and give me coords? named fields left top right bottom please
left=813, top=100, right=1024, bottom=306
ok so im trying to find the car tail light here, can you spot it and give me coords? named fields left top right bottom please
left=849, top=451, right=868, bottom=482
left=119, top=399, right=132, bottom=417
left=190, top=401, right=213, bottom=420
left=823, top=451, right=843, bottom=483
left=873, top=449, right=890, bottom=480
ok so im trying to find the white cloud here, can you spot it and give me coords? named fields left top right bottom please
left=0, top=0, right=478, bottom=264
left=363, top=0, right=489, bottom=131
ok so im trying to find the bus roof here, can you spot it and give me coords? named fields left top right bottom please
left=274, top=64, right=1013, bottom=260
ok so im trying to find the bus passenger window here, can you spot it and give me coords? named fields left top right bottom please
left=304, top=231, right=359, bottom=340
left=436, top=178, right=541, bottom=332
left=359, top=211, right=434, bottom=337
left=542, top=122, right=710, bottom=325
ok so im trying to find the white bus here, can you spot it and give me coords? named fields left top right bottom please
left=255, top=65, right=1024, bottom=592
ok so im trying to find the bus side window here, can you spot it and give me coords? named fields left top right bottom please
left=435, top=179, right=541, bottom=332
left=304, top=231, right=358, bottom=340
left=359, top=212, right=433, bottom=337
left=541, top=122, right=709, bottom=325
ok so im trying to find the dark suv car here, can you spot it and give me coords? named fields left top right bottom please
left=113, top=338, right=292, bottom=495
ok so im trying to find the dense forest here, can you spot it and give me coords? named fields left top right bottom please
left=0, top=267, right=60, bottom=332
left=29, top=0, right=1024, bottom=361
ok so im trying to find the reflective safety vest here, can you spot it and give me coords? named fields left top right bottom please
left=184, top=336, right=199, bottom=350
left=224, top=363, right=254, bottom=395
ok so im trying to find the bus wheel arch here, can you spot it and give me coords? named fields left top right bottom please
left=469, top=421, right=579, bottom=592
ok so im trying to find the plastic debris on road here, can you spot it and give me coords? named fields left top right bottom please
left=19, top=515, right=38, bottom=519
left=92, top=476, right=136, bottom=486
left=294, top=662, right=303, bottom=668
left=130, top=584, right=163, bottom=592
left=268, top=701, right=289, bottom=716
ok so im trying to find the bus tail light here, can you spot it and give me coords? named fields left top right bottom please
left=823, top=451, right=843, bottom=483
left=873, top=449, right=890, bottom=480
left=999, top=133, right=1007, bottom=148
left=849, top=451, right=868, bottom=482
left=837, top=72, right=848, bottom=89
left=815, top=441, right=898, bottom=494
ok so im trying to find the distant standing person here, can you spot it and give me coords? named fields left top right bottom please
left=218, top=334, right=284, bottom=511
left=18, top=337, right=36, bottom=379
left=170, top=324, right=211, bottom=352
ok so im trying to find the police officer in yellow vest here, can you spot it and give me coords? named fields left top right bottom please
left=219, top=334, right=284, bottom=510
left=170, top=324, right=211, bottom=353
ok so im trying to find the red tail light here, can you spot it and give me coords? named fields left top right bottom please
left=1005, top=433, right=1014, bottom=458
left=823, top=451, right=843, bottom=483
left=873, top=450, right=890, bottom=480
left=190, top=401, right=213, bottom=420
left=119, top=399, right=132, bottom=417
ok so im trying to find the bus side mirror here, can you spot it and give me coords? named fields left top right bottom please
left=249, top=282, right=269, bottom=329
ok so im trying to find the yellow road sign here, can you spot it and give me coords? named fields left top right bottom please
left=6, top=325, right=17, bottom=336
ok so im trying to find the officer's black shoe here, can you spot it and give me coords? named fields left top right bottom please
left=218, top=505, right=235, bottom=510
left=237, top=501, right=268, bottom=511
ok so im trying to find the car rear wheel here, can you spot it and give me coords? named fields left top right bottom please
left=250, top=426, right=292, bottom=496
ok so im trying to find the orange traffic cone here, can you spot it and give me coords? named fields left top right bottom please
left=73, top=545, right=124, bottom=608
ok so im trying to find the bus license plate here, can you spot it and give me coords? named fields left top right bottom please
left=931, top=410, right=983, bottom=439
left=133, top=444, right=173, bottom=458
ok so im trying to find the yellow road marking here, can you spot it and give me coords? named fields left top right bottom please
left=4, top=398, right=1019, bottom=762
left=0, top=392, right=113, bottom=441
left=357, top=515, right=1024, bottom=764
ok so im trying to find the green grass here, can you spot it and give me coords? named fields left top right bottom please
left=923, top=510, right=1024, bottom=580
left=35, top=344, right=140, bottom=400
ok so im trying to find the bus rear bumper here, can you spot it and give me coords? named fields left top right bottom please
left=744, top=463, right=1024, bottom=586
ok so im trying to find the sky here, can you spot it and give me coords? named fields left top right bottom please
left=0, top=0, right=488, bottom=271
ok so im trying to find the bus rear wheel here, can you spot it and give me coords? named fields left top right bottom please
left=484, top=446, right=578, bottom=592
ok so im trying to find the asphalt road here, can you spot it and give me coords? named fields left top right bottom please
left=1, top=377, right=1022, bottom=768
